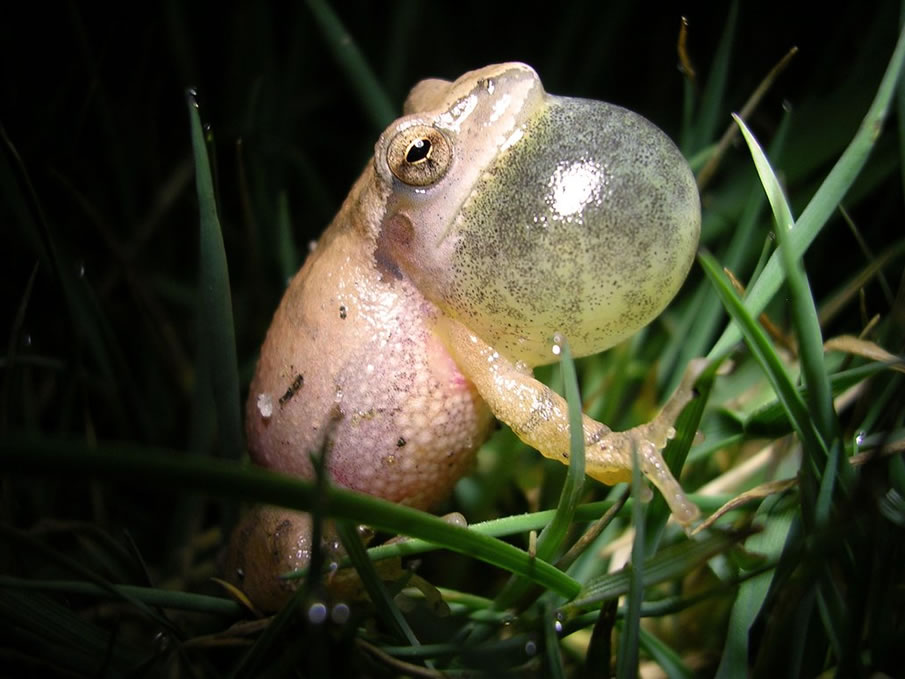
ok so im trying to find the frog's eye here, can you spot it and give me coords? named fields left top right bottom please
left=386, top=125, right=452, bottom=187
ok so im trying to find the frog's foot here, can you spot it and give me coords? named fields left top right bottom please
left=585, top=359, right=706, bottom=527
left=586, top=431, right=700, bottom=527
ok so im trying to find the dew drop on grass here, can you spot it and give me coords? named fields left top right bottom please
left=855, top=431, right=865, bottom=447
left=331, top=602, right=350, bottom=624
left=307, top=602, right=328, bottom=624
left=524, top=640, right=537, bottom=656
left=153, top=632, right=170, bottom=651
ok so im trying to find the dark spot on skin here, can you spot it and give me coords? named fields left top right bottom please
left=339, top=305, right=347, bottom=319
left=397, top=437, right=406, bottom=447
left=279, top=374, right=304, bottom=407
left=375, top=213, right=414, bottom=280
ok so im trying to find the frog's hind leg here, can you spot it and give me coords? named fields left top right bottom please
left=438, top=316, right=704, bottom=528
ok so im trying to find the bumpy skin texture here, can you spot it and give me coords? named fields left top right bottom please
left=233, top=63, right=702, bottom=609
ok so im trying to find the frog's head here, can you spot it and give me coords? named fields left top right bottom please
left=374, top=62, right=700, bottom=365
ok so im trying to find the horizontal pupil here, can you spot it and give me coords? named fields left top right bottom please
left=406, top=138, right=432, bottom=164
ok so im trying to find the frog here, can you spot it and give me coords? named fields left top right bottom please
left=228, top=62, right=702, bottom=610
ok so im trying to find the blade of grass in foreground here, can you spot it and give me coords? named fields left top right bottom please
left=336, top=520, right=422, bottom=649
left=615, top=444, right=645, bottom=679
left=187, top=92, right=244, bottom=462
left=1, top=437, right=580, bottom=599
left=710, top=23, right=905, bottom=357
left=491, top=337, right=586, bottom=609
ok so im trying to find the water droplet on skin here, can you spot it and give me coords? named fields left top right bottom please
left=666, top=426, right=676, bottom=439
left=524, top=640, right=537, bottom=656
left=153, top=632, right=170, bottom=651
left=551, top=332, right=564, bottom=356
left=256, top=393, right=273, bottom=418
left=331, top=602, right=350, bottom=624
left=308, top=602, right=328, bottom=624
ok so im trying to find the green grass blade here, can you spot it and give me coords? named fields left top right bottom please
left=639, top=626, right=695, bottom=679
left=490, top=339, right=587, bottom=609
left=715, top=495, right=796, bottom=678
left=699, top=251, right=826, bottom=459
left=615, top=444, right=645, bottom=678
left=663, top=112, right=791, bottom=392
left=187, top=93, right=244, bottom=461
left=1, top=436, right=581, bottom=599
left=0, top=576, right=242, bottom=616
left=682, top=0, right=738, bottom=155
left=543, top=603, right=566, bottom=679
left=565, top=528, right=751, bottom=613
left=335, top=520, right=421, bottom=647
left=732, top=114, right=839, bottom=449
left=0, top=589, right=144, bottom=674
left=711, top=23, right=905, bottom=357
left=306, top=0, right=396, bottom=130
left=536, top=338, right=586, bottom=559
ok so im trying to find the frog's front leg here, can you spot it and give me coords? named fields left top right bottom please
left=438, top=317, right=703, bottom=527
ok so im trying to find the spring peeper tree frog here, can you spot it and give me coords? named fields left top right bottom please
left=229, top=63, right=702, bottom=608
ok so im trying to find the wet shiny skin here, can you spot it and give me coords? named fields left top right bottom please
left=228, top=63, right=702, bottom=609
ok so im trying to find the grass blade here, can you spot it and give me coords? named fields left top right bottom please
left=305, top=0, right=396, bottom=130
left=711, top=23, right=905, bottom=357
left=699, top=251, right=826, bottom=460
left=187, top=93, right=244, bottom=461
left=615, top=444, right=645, bottom=678
left=1, top=436, right=581, bottom=599
left=732, top=114, right=839, bottom=447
